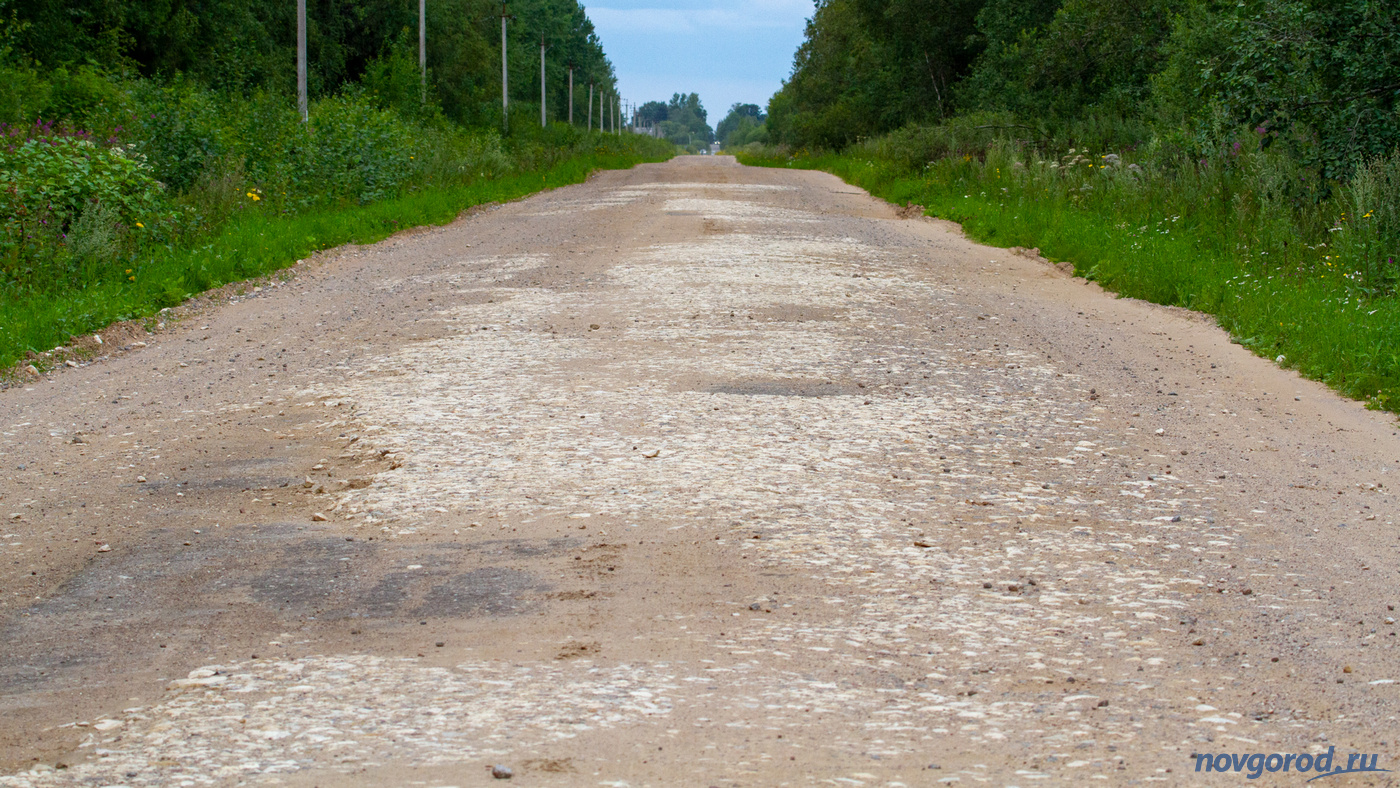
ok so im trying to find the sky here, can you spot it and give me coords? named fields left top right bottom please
left=587, top=0, right=815, bottom=127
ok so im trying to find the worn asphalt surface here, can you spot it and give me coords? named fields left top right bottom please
left=1, top=155, right=1398, bottom=786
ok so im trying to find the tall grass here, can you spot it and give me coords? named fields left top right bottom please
left=739, top=136, right=1400, bottom=414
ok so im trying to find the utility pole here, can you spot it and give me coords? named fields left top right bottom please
left=600, top=90, right=606, bottom=132
left=567, top=63, right=574, bottom=125
left=539, top=34, right=546, bottom=128
left=419, top=0, right=426, bottom=105
left=297, top=0, right=307, bottom=121
left=499, top=2, right=512, bottom=134
left=587, top=82, right=593, bottom=131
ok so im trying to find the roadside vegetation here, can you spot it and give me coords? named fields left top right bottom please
left=735, top=0, right=1400, bottom=413
left=636, top=93, right=716, bottom=154
left=0, top=0, right=670, bottom=371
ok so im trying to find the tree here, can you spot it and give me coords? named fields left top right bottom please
left=766, top=0, right=886, bottom=148
left=656, top=91, right=713, bottom=146
left=4, top=0, right=619, bottom=128
left=848, top=0, right=986, bottom=121
left=636, top=100, right=667, bottom=125
left=716, top=102, right=766, bottom=146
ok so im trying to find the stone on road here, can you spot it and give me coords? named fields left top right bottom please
left=1, top=156, right=1397, bottom=786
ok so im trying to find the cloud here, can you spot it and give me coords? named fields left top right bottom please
left=588, top=0, right=814, bottom=118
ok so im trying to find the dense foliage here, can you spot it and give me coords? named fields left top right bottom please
left=636, top=93, right=714, bottom=152
left=717, top=103, right=767, bottom=148
left=768, top=0, right=1400, bottom=180
left=2, top=0, right=617, bottom=127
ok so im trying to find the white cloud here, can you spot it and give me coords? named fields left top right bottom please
left=587, top=0, right=814, bottom=116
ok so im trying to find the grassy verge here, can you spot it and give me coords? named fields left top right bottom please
left=738, top=149, right=1400, bottom=415
left=2, top=148, right=667, bottom=370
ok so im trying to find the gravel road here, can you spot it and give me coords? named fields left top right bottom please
left=2, top=155, right=1398, bottom=786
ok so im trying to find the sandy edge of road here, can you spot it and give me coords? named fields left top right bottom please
left=0, top=201, right=511, bottom=392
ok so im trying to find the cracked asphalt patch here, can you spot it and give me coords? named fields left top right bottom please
left=2, top=156, right=1399, bottom=786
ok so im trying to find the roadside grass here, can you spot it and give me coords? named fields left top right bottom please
left=738, top=149, right=1400, bottom=415
left=1, top=148, right=667, bottom=370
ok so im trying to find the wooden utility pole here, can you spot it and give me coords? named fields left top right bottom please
left=539, top=34, right=546, bottom=128
left=567, top=63, right=574, bottom=125
left=587, top=82, right=593, bottom=131
left=297, top=0, right=307, bottom=121
left=419, top=0, right=426, bottom=105
left=499, top=2, right=512, bottom=134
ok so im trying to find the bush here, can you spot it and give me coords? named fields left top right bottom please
left=300, top=93, right=421, bottom=204
left=0, top=129, right=169, bottom=285
left=0, top=64, right=50, bottom=123
left=860, top=112, right=1020, bottom=169
left=1336, top=150, right=1400, bottom=294
left=233, top=92, right=422, bottom=208
left=124, top=79, right=228, bottom=193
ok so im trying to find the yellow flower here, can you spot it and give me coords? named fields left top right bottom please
left=135, top=222, right=144, bottom=228
left=247, top=192, right=261, bottom=201
left=128, top=275, right=136, bottom=281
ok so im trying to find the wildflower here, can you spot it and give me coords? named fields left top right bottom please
left=129, top=275, right=136, bottom=281
left=125, top=269, right=132, bottom=274
left=247, top=192, right=261, bottom=201
left=135, top=222, right=144, bottom=228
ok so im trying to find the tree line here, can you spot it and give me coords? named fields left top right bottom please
left=766, top=0, right=1400, bottom=181
left=1, top=0, right=618, bottom=128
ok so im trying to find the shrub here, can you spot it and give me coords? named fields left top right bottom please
left=234, top=92, right=422, bottom=208
left=124, top=79, right=228, bottom=193
left=1336, top=150, right=1400, bottom=294
left=300, top=93, right=421, bottom=204
left=0, top=132, right=168, bottom=285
